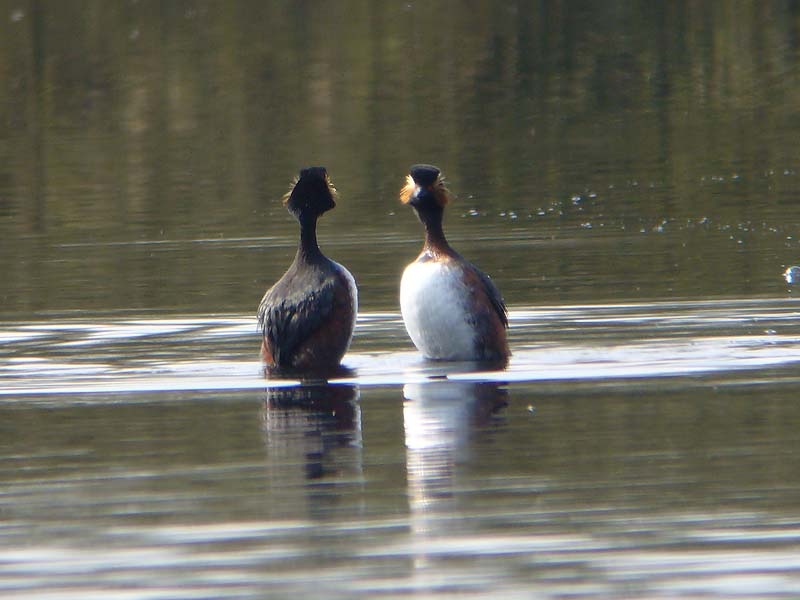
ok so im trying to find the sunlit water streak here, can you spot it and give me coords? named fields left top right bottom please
left=2, top=298, right=800, bottom=397
left=1, top=504, right=799, bottom=598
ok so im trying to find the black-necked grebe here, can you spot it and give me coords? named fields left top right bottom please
left=257, top=167, right=358, bottom=371
left=399, top=164, right=509, bottom=362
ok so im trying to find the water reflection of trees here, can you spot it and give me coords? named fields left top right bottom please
left=3, top=2, right=800, bottom=310
left=6, top=2, right=797, bottom=209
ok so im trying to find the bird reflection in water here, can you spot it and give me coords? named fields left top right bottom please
left=403, top=380, right=509, bottom=568
left=261, top=384, right=362, bottom=517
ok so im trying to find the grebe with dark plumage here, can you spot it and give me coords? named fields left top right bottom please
left=257, top=167, right=357, bottom=372
left=399, top=164, right=510, bottom=363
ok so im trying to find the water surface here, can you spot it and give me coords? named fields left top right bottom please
left=3, top=1, right=800, bottom=597
left=3, top=303, right=800, bottom=597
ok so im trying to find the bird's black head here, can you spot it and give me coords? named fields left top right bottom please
left=409, top=164, right=441, bottom=187
left=400, top=164, right=450, bottom=209
left=284, top=167, right=337, bottom=219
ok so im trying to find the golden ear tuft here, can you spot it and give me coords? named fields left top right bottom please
left=433, top=176, right=450, bottom=206
left=399, top=170, right=451, bottom=207
left=399, top=174, right=415, bottom=204
left=324, top=171, right=338, bottom=201
left=282, top=175, right=299, bottom=207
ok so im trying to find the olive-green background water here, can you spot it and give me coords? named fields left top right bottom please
left=2, top=0, right=800, bottom=316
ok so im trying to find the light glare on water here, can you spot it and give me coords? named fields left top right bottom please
left=4, top=299, right=800, bottom=396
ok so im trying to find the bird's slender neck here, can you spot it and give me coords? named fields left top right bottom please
left=416, top=205, right=452, bottom=256
left=296, top=212, right=323, bottom=262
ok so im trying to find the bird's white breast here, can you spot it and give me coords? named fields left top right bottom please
left=400, top=260, right=476, bottom=360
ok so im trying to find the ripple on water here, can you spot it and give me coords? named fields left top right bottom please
left=1, top=513, right=799, bottom=598
left=2, top=298, right=800, bottom=397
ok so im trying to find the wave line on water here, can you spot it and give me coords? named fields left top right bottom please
left=2, top=298, right=800, bottom=397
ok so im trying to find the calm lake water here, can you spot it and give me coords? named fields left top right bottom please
left=3, top=2, right=800, bottom=598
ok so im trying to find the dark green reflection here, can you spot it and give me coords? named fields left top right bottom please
left=2, top=1, right=800, bottom=315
